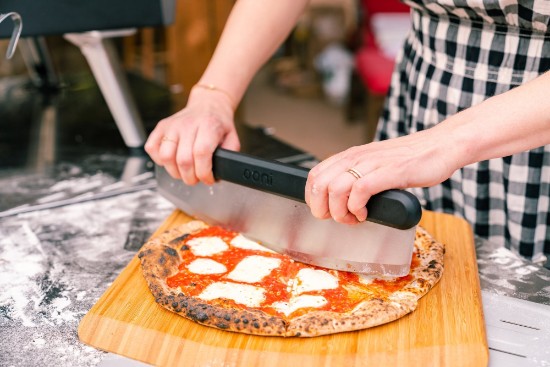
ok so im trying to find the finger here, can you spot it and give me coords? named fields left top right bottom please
left=348, top=167, right=394, bottom=222
left=175, top=128, right=199, bottom=185
left=305, top=158, right=336, bottom=206
left=306, top=169, right=331, bottom=219
left=220, top=129, right=241, bottom=151
left=338, top=212, right=360, bottom=225
left=305, top=148, right=358, bottom=205
left=158, top=135, right=181, bottom=179
left=144, top=125, right=166, bottom=164
left=306, top=160, right=349, bottom=219
left=193, top=124, right=225, bottom=185
left=347, top=178, right=370, bottom=222
left=327, top=172, right=358, bottom=223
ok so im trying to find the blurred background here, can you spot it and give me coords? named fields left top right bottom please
left=0, top=0, right=411, bottom=214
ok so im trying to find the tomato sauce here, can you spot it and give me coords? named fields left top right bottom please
left=166, top=226, right=421, bottom=318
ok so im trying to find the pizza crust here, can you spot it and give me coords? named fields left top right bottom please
left=286, top=293, right=417, bottom=336
left=287, top=226, right=444, bottom=337
left=139, top=220, right=445, bottom=337
left=403, top=226, right=445, bottom=296
left=139, top=221, right=288, bottom=336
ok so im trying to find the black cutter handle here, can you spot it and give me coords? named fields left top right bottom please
left=212, top=148, right=421, bottom=230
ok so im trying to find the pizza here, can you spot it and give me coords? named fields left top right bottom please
left=138, top=220, right=444, bottom=337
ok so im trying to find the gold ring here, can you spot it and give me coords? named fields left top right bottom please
left=161, top=136, right=177, bottom=144
left=346, top=168, right=362, bottom=180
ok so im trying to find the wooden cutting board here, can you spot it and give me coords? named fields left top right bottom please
left=78, top=210, right=488, bottom=366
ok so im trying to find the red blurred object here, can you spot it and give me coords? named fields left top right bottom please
left=355, top=0, right=410, bottom=95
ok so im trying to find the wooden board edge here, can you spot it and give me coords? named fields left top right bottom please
left=421, top=211, right=489, bottom=359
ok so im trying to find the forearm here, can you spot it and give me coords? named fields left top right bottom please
left=196, top=0, right=310, bottom=109
left=437, top=71, right=550, bottom=168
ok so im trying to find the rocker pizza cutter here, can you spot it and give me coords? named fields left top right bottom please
left=156, top=148, right=422, bottom=276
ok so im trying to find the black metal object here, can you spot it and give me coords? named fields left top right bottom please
left=0, top=0, right=175, bottom=38
left=212, top=148, right=422, bottom=230
left=0, top=11, right=22, bottom=58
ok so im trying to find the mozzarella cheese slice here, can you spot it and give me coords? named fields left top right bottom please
left=227, top=255, right=281, bottom=283
left=292, top=268, right=338, bottom=295
left=187, top=258, right=227, bottom=274
left=230, top=234, right=275, bottom=253
left=271, top=295, right=327, bottom=316
left=186, top=236, right=228, bottom=257
left=198, top=281, right=265, bottom=307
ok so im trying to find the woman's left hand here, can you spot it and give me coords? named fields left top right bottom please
left=304, top=129, right=461, bottom=224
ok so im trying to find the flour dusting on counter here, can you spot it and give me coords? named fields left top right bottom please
left=476, top=237, right=550, bottom=305
left=0, top=189, right=173, bottom=366
left=0, top=154, right=154, bottom=217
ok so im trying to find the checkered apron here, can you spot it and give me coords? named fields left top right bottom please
left=377, top=0, right=550, bottom=261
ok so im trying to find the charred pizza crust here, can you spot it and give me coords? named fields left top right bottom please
left=138, top=221, right=287, bottom=336
left=284, top=226, right=444, bottom=336
left=138, top=221, right=444, bottom=337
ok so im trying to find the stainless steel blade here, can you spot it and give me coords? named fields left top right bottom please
left=157, top=166, right=415, bottom=276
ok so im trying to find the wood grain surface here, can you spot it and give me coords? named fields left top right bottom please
left=78, top=210, right=488, bottom=366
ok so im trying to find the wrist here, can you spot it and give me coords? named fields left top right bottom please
left=191, top=83, right=238, bottom=110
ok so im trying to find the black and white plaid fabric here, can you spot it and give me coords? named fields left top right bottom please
left=377, top=0, right=550, bottom=262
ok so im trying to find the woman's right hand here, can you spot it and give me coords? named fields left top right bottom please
left=144, top=86, right=240, bottom=186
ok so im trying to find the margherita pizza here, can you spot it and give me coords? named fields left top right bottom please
left=138, top=220, right=444, bottom=337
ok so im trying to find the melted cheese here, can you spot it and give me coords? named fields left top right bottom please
left=292, top=268, right=338, bottom=294
left=227, top=255, right=281, bottom=283
left=187, top=258, right=227, bottom=274
left=229, top=234, right=274, bottom=253
left=198, top=282, right=265, bottom=307
left=271, top=295, right=327, bottom=316
left=358, top=274, right=399, bottom=286
left=186, top=236, right=228, bottom=256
